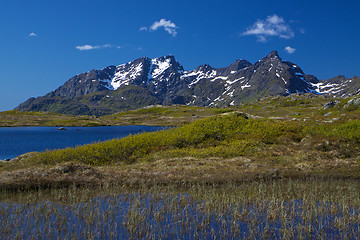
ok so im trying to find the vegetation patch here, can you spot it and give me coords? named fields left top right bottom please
left=2, top=94, right=360, bottom=239
left=0, top=110, right=355, bottom=188
left=25, top=114, right=303, bottom=165
left=1, top=94, right=360, bottom=188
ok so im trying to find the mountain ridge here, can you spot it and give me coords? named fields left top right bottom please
left=17, top=51, right=360, bottom=115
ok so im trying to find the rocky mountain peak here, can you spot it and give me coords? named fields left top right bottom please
left=230, top=59, right=252, bottom=70
left=148, top=55, right=184, bottom=81
left=152, top=55, right=184, bottom=73
left=16, top=51, right=360, bottom=116
left=215, top=59, right=251, bottom=76
left=194, top=64, right=214, bottom=73
left=262, top=50, right=281, bottom=62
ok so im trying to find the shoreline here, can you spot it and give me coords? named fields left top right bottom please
left=0, top=125, right=169, bottom=162
left=2, top=97, right=360, bottom=191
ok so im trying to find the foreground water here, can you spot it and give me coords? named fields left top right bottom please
left=1, top=191, right=359, bottom=239
left=0, top=126, right=165, bottom=160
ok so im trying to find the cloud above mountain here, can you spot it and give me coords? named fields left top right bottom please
left=285, top=46, right=296, bottom=54
left=243, top=15, right=294, bottom=42
left=28, top=32, right=38, bottom=37
left=76, top=44, right=121, bottom=51
left=140, top=19, right=178, bottom=37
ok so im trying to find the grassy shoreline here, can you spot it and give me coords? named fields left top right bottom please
left=1, top=94, right=360, bottom=190
left=0, top=105, right=234, bottom=127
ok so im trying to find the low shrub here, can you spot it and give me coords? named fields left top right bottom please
left=29, top=114, right=360, bottom=166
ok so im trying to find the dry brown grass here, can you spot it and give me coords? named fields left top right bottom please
left=2, top=152, right=360, bottom=191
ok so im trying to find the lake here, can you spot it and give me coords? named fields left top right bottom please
left=0, top=126, right=165, bottom=160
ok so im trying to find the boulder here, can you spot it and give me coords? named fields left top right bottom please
left=344, top=97, right=360, bottom=108
left=324, top=100, right=338, bottom=109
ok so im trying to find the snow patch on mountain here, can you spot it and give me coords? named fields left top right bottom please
left=110, top=62, right=144, bottom=90
left=241, top=83, right=251, bottom=90
left=227, top=89, right=235, bottom=97
left=183, top=69, right=217, bottom=87
left=226, top=77, right=245, bottom=85
left=310, top=81, right=346, bottom=95
left=151, top=58, right=171, bottom=79
left=211, top=76, right=228, bottom=82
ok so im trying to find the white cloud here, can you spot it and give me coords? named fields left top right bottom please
left=28, top=32, right=38, bottom=37
left=243, top=14, right=294, bottom=42
left=76, top=44, right=120, bottom=51
left=285, top=46, right=296, bottom=54
left=142, top=19, right=178, bottom=36
left=257, top=35, right=267, bottom=43
left=299, top=28, right=306, bottom=34
left=76, top=45, right=99, bottom=51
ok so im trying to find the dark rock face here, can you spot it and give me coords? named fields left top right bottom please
left=50, top=66, right=117, bottom=99
left=303, top=75, right=319, bottom=84
left=216, top=60, right=252, bottom=76
left=16, top=51, right=359, bottom=115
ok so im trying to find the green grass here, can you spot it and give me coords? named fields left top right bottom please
left=306, top=120, right=360, bottom=142
left=4, top=94, right=360, bottom=127
left=2, top=94, right=360, bottom=188
left=103, top=105, right=236, bottom=126
left=0, top=105, right=236, bottom=127
left=0, top=110, right=102, bottom=127
left=26, top=114, right=292, bottom=165
left=24, top=113, right=359, bottom=174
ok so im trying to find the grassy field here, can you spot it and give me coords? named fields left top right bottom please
left=0, top=105, right=234, bottom=127
left=1, top=94, right=360, bottom=238
left=2, top=94, right=358, bottom=127
left=1, top=94, right=360, bottom=189
left=0, top=110, right=104, bottom=127
left=3, top=94, right=359, bottom=127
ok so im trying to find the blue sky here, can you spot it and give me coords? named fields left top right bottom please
left=1, top=0, right=359, bottom=111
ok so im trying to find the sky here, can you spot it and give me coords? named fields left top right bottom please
left=1, top=0, right=360, bottom=111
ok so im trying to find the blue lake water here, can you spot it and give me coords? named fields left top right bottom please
left=0, top=126, right=165, bottom=160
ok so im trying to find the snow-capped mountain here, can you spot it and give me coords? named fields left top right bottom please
left=307, top=75, right=360, bottom=97
left=49, top=55, right=184, bottom=98
left=16, top=51, right=360, bottom=115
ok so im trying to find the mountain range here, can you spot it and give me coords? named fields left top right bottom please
left=17, top=51, right=360, bottom=115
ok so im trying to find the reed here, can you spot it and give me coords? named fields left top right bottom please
left=1, top=179, right=359, bottom=239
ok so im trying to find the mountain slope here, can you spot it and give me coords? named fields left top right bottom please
left=17, top=51, right=359, bottom=115
left=308, top=75, right=360, bottom=97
